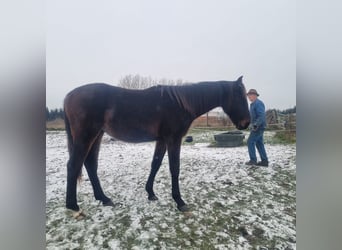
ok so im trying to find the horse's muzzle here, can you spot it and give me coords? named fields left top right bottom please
left=237, top=119, right=250, bottom=130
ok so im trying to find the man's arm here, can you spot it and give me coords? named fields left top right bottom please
left=252, top=101, right=265, bottom=128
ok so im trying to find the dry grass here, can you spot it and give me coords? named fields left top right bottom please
left=46, top=118, right=65, bottom=130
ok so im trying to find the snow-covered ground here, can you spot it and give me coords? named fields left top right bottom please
left=46, top=131, right=296, bottom=250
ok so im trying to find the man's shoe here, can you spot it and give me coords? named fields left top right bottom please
left=256, top=160, right=269, bottom=167
left=245, top=160, right=257, bottom=166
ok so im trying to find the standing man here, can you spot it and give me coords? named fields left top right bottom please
left=245, top=89, right=269, bottom=167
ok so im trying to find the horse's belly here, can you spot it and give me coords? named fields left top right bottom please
left=103, top=109, right=161, bottom=142
left=111, top=132, right=156, bottom=143
left=103, top=125, right=158, bottom=143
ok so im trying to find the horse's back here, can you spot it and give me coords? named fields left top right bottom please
left=63, top=83, right=168, bottom=142
left=65, top=83, right=163, bottom=105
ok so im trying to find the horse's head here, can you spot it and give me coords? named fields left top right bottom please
left=222, top=76, right=250, bottom=130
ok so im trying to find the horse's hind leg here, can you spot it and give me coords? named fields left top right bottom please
left=84, top=131, right=113, bottom=206
left=66, top=140, right=92, bottom=211
left=145, top=140, right=166, bottom=200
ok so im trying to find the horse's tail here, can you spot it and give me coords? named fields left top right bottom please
left=64, top=104, right=83, bottom=183
left=64, top=107, right=73, bottom=155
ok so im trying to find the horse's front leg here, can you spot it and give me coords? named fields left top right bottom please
left=146, top=140, right=166, bottom=200
left=167, top=138, right=189, bottom=212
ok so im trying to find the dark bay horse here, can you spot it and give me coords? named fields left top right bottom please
left=64, top=76, right=250, bottom=213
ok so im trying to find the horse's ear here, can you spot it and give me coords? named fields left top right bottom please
left=237, top=76, right=243, bottom=83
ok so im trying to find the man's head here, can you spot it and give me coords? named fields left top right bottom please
left=247, top=89, right=259, bottom=102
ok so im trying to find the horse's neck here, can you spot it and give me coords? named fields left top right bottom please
left=180, top=83, right=224, bottom=118
left=193, top=93, right=222, bottom=118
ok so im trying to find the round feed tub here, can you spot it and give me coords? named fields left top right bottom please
left=214, top=131, right=245, bottom=147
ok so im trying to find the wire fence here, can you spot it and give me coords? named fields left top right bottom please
left=266, top=110, right=296, bottom=132
left=192, top=110, right=296, bottom=133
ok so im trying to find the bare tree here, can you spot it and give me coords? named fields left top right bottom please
left=118, top=74, right=184, bottom=89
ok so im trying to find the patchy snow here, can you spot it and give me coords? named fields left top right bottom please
left=46, top=131, right=296, bottom=249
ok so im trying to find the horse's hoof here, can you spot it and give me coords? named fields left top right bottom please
left=67, top=209, right=86, bottom=220
left=73, top=209, right=86, bottom=220
left=178, top=204, right=190, bottom=212
left=148, top=195, right=158, bottom=201
left=103, top=200, right=115, bottom=207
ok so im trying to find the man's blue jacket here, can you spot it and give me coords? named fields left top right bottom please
left=250, top=98, right=266, bottom=130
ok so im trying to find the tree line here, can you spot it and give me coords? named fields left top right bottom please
left=275, top=106, right=296, bottom=114
left=46, top=107, right=64, bottom=121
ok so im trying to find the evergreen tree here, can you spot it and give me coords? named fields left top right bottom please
left=46, top=107, right=64, bottom=121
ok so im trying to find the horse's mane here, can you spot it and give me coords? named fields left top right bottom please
left=158, top=82, right=231, bottom=117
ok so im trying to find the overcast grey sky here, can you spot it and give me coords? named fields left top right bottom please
left=47, top=0, right=295, bottom=110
